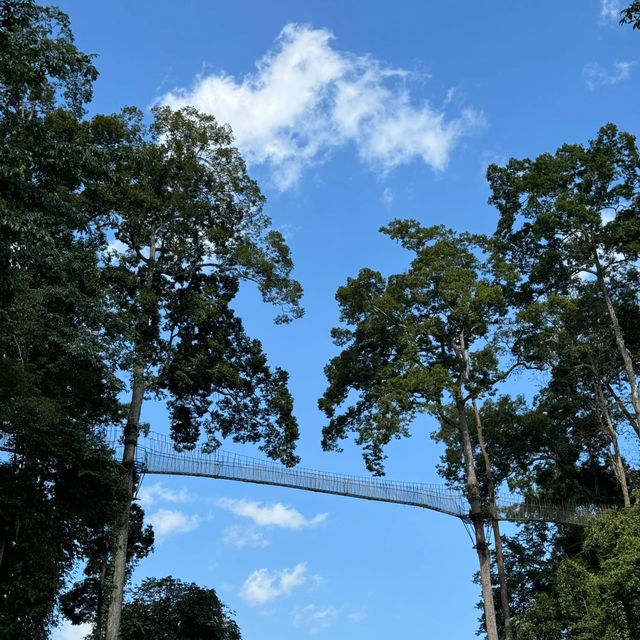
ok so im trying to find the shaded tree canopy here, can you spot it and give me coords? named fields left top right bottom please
left=0, top=1, right=126, bottom=636
left=120, top=577, right=242, bottom=640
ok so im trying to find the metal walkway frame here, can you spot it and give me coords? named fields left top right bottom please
left=1, top=429, right=611, bottom=525
left=115, top=430, right=608, bottom=526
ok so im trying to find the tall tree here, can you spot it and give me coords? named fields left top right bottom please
left=319, top=221, right=518, bottom=640
left=0, top=1, right=126, bottom=636
left=487, top=124, right=640, bottom=440
left=94, top=106, right=303, bottom=640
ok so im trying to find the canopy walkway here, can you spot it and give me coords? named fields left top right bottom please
left=0, top=429, right=611, bottom=525
left=109, top=430, right=608, bottom=526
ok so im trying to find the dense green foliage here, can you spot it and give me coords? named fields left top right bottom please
left=0, top=2, right=127, bottom=636
left=319, top=222, right=511, bottom=473
left=0, top=1, right=301, bottom=637
left=120, top=577, right=242, bottom=640
left=97, top=104, right=303, bottom=461
left=516, top=505, right=640, bottom=640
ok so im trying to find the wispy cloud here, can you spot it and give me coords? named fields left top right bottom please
left=583, top=61, right=634, bottom=90
left=138, top=482, right=193, bottom=508
left=217, top=498, right=327, bottom=530
left=148, top=508, right=200, bottom=539
left=600, top=0, right=621, bottom=23
left=159, top=23, right=481, bottom=190
left=291, top=604, right=339, bottom=634
left=240, top=562, right=309, bottom=605
left=348, top=608, right=367, bottom=623
left=223, top=525, right=269, bottom=549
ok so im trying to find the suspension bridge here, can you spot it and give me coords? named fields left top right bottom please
left=0, top=429, right=610, bottom=525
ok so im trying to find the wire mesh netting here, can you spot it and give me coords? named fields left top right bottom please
left=104, top=429, right=610, bottom=526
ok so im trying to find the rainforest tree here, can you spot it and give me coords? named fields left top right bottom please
left=0, top=1, right=127, bottom=636
left=93, top=105, right=303, bottom=639
left=319, top=221, right=521, bottom=640
left=488, top=124, right=640, bottom=440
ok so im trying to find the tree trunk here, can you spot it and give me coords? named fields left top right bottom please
left=594, top=256, right=640, bottom=438
left=105, top=232, right=156, bottom=640
left=456, top=398, right=499, bottom=640
left=0, top=529, right=5, bottom=573
left=104, top=364, right=145, bottom=640
left=95, top=554, right=109, bottom=639
left=596, top=384, right=631, bottom=508
left=472, top=399, right=513, bottom=640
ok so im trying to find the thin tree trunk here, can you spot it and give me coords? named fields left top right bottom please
left=594, top=256, right=640, bottom=438
left=105, top=233, right=156, bottom=640
left=0, top=529, right=5, bottom=572
left=95, top=554, right=109, bottom=639
left=607, top=383, right=639, bottom=438
left=456, top=398, right=499, bottom=640
left=596, top=384, right=631, bottom=508
left=472, top=399, right=513, bottom=640
left=104, top=364, right=145, bottom=640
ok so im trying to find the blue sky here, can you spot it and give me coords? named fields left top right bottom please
left=50, top=1, right=640, bottom=638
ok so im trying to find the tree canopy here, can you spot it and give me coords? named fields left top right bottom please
left=120, top=576, right=242, bottom=640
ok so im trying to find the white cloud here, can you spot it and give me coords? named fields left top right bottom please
left=381, top=187, right=394, bottom=206
left=240, top=562, right=308, bottom=605
left=583, top=61, right=634, bottom=90
left=217, top=498, right=327, bottom=530
left=159, top=23, right=481, bottom=190
left=148, top=508, right=199, bottom=539
left=223, top=525, right=269, bottom=549
left=291, top=604, right=339, bottom=634
left=50, top=621, right=92, bottom=640
left=601, top=0, right=621, bottom=22
left=138, top=482, right=192, bottom=508
left=106, top=238, right=128, bottom=254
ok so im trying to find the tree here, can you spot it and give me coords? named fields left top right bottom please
left=120, top=577, right=242, bottom=640
left=488, top=124, right=640, bottom=441
left=0, top=1, right=127, bottom=636
left=516, top=504, right=640, bottom=639
left=319, top=221, right=517, bottom=640
left=95, top=106, right=303, bottom=639
left=60, top=502, right=154, bottom=637
left=620, top=1, right=640, bottom=29
left=514, top=285, right=636, bottom=507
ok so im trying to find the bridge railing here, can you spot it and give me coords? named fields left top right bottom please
left=103, top=428, right=611, bottom=525
left=0, top=428, right=612, bottom=526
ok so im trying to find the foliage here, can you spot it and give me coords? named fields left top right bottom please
left=319, top=220, right=511, bottom=474
left=119, top=577, right=242, bottom=640
left=0, top=1, right=127, bottom=637
left=60, top=503, right=154, bottom=630
left=516, top=505, right=640, bottom=640
left=620, top=1, right=640, bottom=29
left=96, top=104, right=303, bottom=461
